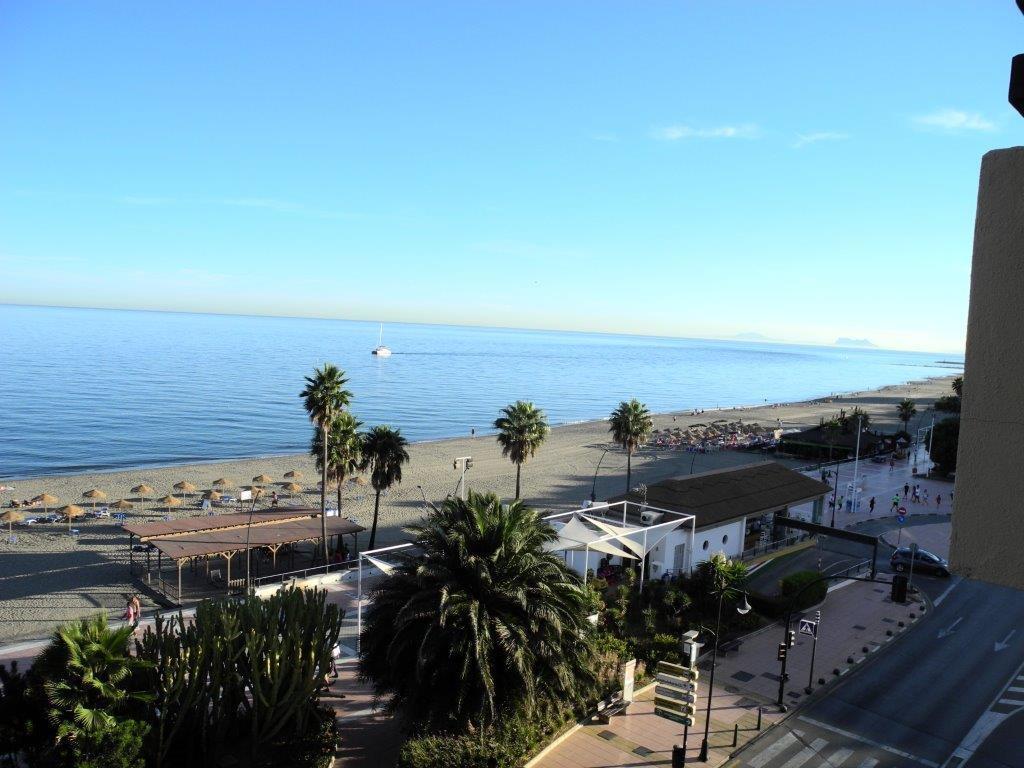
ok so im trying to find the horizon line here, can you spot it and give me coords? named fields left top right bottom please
left=0, top=301, right=966, bottom=357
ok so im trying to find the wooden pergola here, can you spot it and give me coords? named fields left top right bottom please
left=124, top=508, right=363, bottom=602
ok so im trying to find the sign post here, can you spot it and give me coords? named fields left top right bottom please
left=896, top=507, right=907, bottom=547
left=802, top=611, right=821, bottom=694
left=657, top=630, right=702, bottom=759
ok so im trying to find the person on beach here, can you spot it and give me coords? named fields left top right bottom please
left=869, top=497, right=875, bottom=515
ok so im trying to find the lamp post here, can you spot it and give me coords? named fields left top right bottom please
left=829, top=462, right=842, bottom=528
left=698, top=590, right=751, bottom=762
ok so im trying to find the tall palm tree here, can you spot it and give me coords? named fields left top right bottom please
left=822, top=417, right=842, bottom=461
left=300, top=364, right=352, bottom=563
left=952, top=376, right=963, bottom=398
left=31, top=614, right=152, bottom=745
left=361, top=426, right=410, bottom=550
left=608, top=399, right=653, bottom=493
left=493, top=400, right=549, bottom=499
left=311, top=411, right=363, bottom=525
left=896, top=398, right=917, bottom=435
left=358, top=492, right=595, bottom=733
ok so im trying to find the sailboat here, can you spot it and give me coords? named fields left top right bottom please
left=371, top=324, right=392, bottom=357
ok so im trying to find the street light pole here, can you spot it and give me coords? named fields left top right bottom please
left=698, top=591, right=751, bottom=762
left=830, top=462, right=842, bottom=528
left=850, top=416, right=863, bottom=515
left=805, top=609, right=822, bottom=694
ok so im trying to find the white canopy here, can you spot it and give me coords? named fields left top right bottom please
left=547, top=514, right=637, bottom=560
left=586, top=515, right=689, bottom=558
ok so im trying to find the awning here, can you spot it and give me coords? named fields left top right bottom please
left=547, top=514, right=637, bottom=560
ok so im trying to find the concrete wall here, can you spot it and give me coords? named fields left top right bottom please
left=948, top=147, right=1024, bottom=591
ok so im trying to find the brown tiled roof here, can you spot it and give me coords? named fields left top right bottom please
left=607, top=462, right=830, bottom=530
left=148, top=516, right=364, bottom=561
left=124, top=507, right=321, bottom=541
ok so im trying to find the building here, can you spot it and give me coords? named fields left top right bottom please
left=549, top=462, right=832, bottom=581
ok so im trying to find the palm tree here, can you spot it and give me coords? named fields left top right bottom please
left=493, top=401, right=549, bottom=499
left=361, top=426, right=410, bottom=550
left=311, top=411, right=363, bottom=526
left=952, top=376, right=963, bottom=398
left=358, top=492, right=595, bottom=733
left=896, top=398, right=917, bottom=435
left=821, top=417, right=842, bottom=461
left=300, top=364, right=352, bottom=563
left=608, top=399, right=653, bottom=493
left=31, top=614, right=152, bottom=745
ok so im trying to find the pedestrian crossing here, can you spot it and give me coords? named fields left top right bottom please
left=731, top=723, right=931, bottom=768
left=991, top=672, right=1024, bottom=715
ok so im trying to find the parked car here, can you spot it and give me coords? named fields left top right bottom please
left=890, top=547, right=950, bottom=577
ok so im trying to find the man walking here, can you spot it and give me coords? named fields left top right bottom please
left=891, top=494, right=900, bottom=513
left=869, top=496, right=876, bottom=515
left=903, top=483, right=910, bottom=499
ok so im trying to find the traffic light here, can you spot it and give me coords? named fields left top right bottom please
left=777, top=643, right=788, bottom=662
left=787, top=630, right=796, bottom=648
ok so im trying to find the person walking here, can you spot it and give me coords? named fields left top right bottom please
left=923, top=488, right=929, bottom=505
left=869, top=496, right=876, bottom=515
left=130, top=594, right=141, bottom=626
left=891, top=494, right=899, bottom=513
left=903, top=483, right=910, bottom=499
left=936, top=493, right=942, bottom=507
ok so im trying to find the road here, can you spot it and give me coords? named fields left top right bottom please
left=726, top=574, right=1024, bottom=768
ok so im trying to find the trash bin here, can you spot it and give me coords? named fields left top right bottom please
left=891, top=574, right=908, bottom=603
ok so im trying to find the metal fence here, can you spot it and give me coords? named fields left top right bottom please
left=740, top=532, right=812, bottom=561
left=251, top=558, right=358, bottom=590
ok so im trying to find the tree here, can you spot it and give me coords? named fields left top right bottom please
left=493, top=401, right=549, bottom=499
left=821, top=417, right=842, bottom=461
left=928, top=417, right=960, bottom=476
left=359, top=492, right=595, bottom=733
left=361, top=425, right=410, bottom=550
left=301, top=364, right=352, bottom=563
left=608, top=399, right=653, bottom=493
left=311, top=411, right=363, bottom=531
left=692, top=552, right=748, bottom=616
left=952, top=376, right=963, bottom=398
left=896, top=398, right=917, bottom=435
left=842, top=407, right=870, bottom=433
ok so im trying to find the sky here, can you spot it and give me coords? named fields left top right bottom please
left=0, top=1, right=1016, bottom=354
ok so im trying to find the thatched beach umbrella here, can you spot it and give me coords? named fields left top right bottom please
left=111, top=499, right=134, bottom=510
left=282, top=482, right=302, bottom=494
left=349, top=476, right=368, bottom=487
left=283, top=470, right=302, bottom=480
left=131, top=484, right=154, bottom=501
left=173, top=481, right=197, bottom=497
left=82, top=489, right=107, bottom=507
left=212, top=478, right=232, bottom=488
left=32, top=493, right=58, bottom=513
left=60, top=505, right=86, bottom=533
left=158, top=495, right=182, bottom=509
left=253, top=474, right=273, bottom=485
left=2, top=510, right=24, bottom=539
left=203, top=490, right=222, bottom=501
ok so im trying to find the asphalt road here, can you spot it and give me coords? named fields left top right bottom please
left=727, top=574, right=1024, bottom=768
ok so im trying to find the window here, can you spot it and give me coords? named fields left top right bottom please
left=702, top=540, right=709, bottom=551
left=722, top=534, right=729, bottom=545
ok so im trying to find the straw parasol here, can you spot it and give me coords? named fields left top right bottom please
left=349, top=476, right=368, bottom=487
left=213, top=478, right=232, bottom=488
left=2, top=510, right=24, bottom=539
left=111, top=499, right=134, bottom=510
left=203, top=490, right=222, bottom=501
left=282, top=482, right=303, bottom=494
left=173, top=481, right=197, bottom=496
left=32, top=493, right=58, bottom=513
left=60, top=504, right=85, bottom=533
left=131, top=484, right=154, bottom=501
left=283, top=470, right=302, bottom=480
left=253, top=474, right=273, bottom=484
left=82, top=489, right=107, bottom=507
left=158, top=495, right=182, bottom=508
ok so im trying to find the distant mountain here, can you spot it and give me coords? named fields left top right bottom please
left=734, top=332, right=779, bottom=342
left=835, top=337, right=877, bottom=348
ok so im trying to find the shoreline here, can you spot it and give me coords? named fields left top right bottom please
left=2, top=373, right=959, bottom=484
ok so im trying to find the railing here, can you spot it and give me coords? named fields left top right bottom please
left=822, top=557, right=873, bottom=580
left=251, top=558, right=358, bottom=589
left=740, top=532, right=811, bottom=561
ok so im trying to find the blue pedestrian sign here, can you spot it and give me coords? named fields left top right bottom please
left=897, top=514, right=906, bottom=524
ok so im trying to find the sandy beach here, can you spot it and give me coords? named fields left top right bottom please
left=0, top=374, right=958, bottom=644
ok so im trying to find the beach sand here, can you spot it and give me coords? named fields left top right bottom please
left=0, top=375, right=958, bottom=644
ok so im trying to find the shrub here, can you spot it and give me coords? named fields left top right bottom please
left=929, top=417, right=960, bottom=476
left=934, top=395, right=961, bottom=413
left=66, top=718, right=150, bottom=768
left=267, top=705, right=339, bottom=768
left=780, top=571, right=827, bottom=610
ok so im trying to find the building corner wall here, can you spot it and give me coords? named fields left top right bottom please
left=948, top=147, right=1024, bottom=590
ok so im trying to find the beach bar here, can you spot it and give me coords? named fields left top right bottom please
left=124, top=507, right=364, bottom=602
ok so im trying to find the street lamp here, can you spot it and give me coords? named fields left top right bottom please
left=697, top=590, right=751, bottom=762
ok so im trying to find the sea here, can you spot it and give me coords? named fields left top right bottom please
left=0, top=305, right=963, bottom=479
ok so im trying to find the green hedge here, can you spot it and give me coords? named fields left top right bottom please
left=780, top=571, right=827, bottom=610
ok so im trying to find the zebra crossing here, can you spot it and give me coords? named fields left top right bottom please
left=731, top=719, right=936, bottom=768
left=990, top=672, right=1024, bottom=715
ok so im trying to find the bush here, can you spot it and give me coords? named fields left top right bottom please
left=65, top=718, right=151, bottom=768
left=638, top=633, right=680, bottom=670
left=268, top=705, right=339, bottom=768
left=780, top=571, right=827, bottom=611
left=929, top=417, right=960, bottom=476
left=934, top=395, right=961, bottom=413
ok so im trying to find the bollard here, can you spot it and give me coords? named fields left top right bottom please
left=733, top=723, right=739, bottom=747
left=757, top=706, right=762, bottom=730
left=672, top=744, right=685, bottom=768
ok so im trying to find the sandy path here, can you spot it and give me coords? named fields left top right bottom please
left=0, top=375, right=958, bottom=644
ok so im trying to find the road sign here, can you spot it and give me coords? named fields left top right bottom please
left=655, top=661, right=698, bottom=726
left=898, top=506, right=907, bottom=516
left=897, top=514, right=906, bottom=524
left=654, top=707, right=694, bottom=727
left=799, top=619, right=818, bottom=637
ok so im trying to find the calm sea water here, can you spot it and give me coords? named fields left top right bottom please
left=0, top=305, right=962, bottom=478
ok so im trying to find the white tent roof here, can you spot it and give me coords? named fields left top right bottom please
left=547, top=514, right=637, bottom=560
left=547, top=511, right=690, bottom=561
left=586, top=515, right=689, bottom=557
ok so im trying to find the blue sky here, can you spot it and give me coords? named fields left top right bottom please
left=0, top=1, right=1014, bottom=353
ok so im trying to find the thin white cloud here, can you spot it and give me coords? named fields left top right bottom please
left=654, top=123, right=759, bottom=141
left=793, top=131, right=850, bottom=149
left=592, top=132, right=619, bottom=143
left=912, top=109, right=996, bottom=133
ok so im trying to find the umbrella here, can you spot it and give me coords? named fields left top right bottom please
left=132, top=484, right=154, bottom=500
left=158, top=495, right=182, bottom=508
left=111, top=499, right=134, bottom=510
left=253, top=474, right=273, bottom=484
left=173, top=481, right=197, bottom=496
left=82, top=489, right=107, bottom=507
left=349, top=476, right=368, bottom=486
left=60, top=504, right=85, bottom=533
left=32, top=493, right=58, bottom=513
left=282, top=482, right=303, bottom=494
left=213, top=478, right=232, bottom=488
left=1, top=510, right=23, bottom=539
left=283, top=470, right=303, bottom=479
left=203, top=490, right=222, bottom=501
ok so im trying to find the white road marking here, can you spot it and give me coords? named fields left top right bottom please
left=1009, top=686, right=1024, bottom=694
left=748, top=731, right=799, bottom=768
left=999, top=694, right=1024, bottom=704
left=798, top=717, right=939, bottom=767
left=937, top=617, right=963, bottom=639
left=933, top=577, right=961, bottom=607
left=856, top=759, right=879, bottom=768
left=826, top=746, right=854, bottom=765
left=995, top=630, right=1017, bottom=652
left=941, top=654, right=1024, bottom=767
left=778, top=737, right=828, bottom=768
